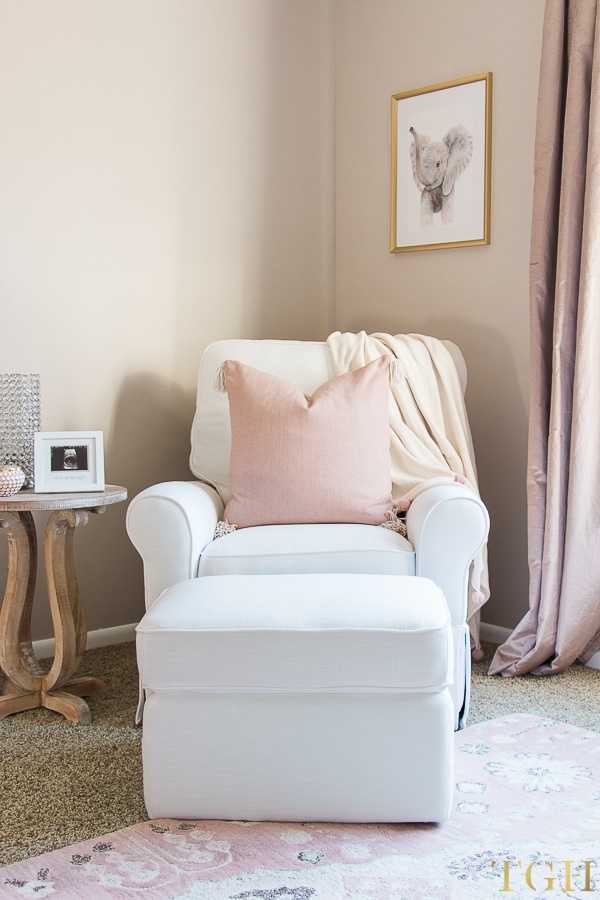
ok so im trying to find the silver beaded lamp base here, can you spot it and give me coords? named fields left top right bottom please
left=0, top=375, right=41, bottom=489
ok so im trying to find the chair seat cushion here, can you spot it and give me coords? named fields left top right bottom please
left=136, top=573, right=451, bottom=693
left=198, top=523, right=415, bottom=576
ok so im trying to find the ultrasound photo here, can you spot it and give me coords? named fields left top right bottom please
left=50, top=445, right=89, bottom=472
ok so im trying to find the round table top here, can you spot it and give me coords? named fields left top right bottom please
left=0, top=484, right=127, bottom=511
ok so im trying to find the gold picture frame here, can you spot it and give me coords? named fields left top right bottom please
left=391, top=72, right=492, bottom=253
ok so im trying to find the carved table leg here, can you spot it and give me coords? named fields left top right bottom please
left=40, top=509, right=107, bottom=722
left=0, top=512, right=44, bottom=718
left=0, top=508, right=107, bottom=723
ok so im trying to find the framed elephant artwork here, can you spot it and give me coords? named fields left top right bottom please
left=391, top=72, right=492, bottom=252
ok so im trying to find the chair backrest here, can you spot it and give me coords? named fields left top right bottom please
left=190, top=338, right=466, bottom=503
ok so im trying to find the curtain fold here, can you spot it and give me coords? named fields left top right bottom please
left=490, top=0, right=600, bottom=677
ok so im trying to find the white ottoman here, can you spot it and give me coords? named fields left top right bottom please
left=136, top=573, right=454, bottom=823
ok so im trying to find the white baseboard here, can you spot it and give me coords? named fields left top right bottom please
left=586, top=651, right=600, bottom=671
left=480, top=622, right=512, bottom=644
left=480, top=621, right=600, bottom=671
left=32, top=622, right=138, bottom=661
left=31, top=618, right=600, bottom=671
left=34, top=621, right=514, bottom=658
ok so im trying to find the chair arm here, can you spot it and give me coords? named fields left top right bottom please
left=127, top=481, right=224, bottom=610
left=406, top=485, right=489, bottom=627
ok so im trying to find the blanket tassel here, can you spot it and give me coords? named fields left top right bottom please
left=389, top=357, right=405, bottom=385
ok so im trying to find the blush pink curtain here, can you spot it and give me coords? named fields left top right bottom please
left=490, top=0, right=600, bottom=677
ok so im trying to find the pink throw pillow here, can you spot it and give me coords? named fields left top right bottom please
left=223, top=356, right=392, bottom=527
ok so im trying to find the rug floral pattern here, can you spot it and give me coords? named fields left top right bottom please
left=2, top=715, right=600, bottom=898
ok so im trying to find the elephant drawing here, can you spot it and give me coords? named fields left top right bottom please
left=409, top=124, right=473, bottom=228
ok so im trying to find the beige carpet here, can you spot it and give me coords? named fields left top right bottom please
left=0, top=643, right=145, bottom=867
left=1, top=638, right=600, bottom=867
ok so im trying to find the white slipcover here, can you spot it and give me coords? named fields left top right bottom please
left=142, top=691, right=454, bottom=823
left=136, top=574, right=452, bottom=692
left=127, top=339, right=489, bottom=733
left=198, top=523, right=415, bottom=576
left=138, top=573, right=454, bottom=823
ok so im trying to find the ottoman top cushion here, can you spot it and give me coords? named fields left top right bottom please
left=137, top=574, right=452, bottom=693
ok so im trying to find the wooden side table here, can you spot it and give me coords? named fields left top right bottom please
left=0, top=485, right=127, bottom=724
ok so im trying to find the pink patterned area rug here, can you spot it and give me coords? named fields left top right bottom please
left=3, top=714, right=600, bottom=899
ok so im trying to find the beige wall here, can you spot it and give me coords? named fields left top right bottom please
left=0, top=0, right=336, bottom=639
left=336, top=0, right=545, bottom=630
left=1, top=0, right=546, bottom=641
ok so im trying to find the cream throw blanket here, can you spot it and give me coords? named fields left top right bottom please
left=327, top=331, right=489, bottom=648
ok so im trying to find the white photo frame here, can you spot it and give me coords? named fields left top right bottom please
left=34, top=431, right=105, bottom=493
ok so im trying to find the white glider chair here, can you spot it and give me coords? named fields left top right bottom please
left=128, top=339, right=489, bottom=823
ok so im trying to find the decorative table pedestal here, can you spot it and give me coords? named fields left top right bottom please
left=0, top=485, right=127, bottom=724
